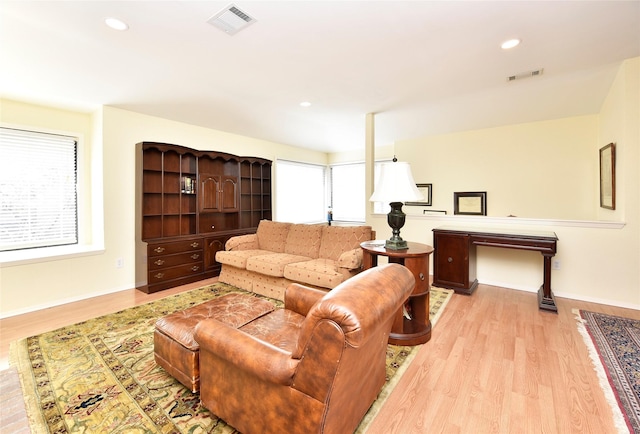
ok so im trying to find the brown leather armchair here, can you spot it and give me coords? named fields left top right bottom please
left=194, top=263, right=415, bottom=434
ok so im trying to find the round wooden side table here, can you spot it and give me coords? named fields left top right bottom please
left=360, top=241, right=434, bottom=345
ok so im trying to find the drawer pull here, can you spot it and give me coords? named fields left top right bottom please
left=154, top=272, right=165, bottom=279
left=448, top=257, right=453, bottom=263
left=419, top=272, right=425, bottom=281
left=191, top=266, right=200, bottom=272
left=154, top=247, right=165, bottom=253
left=154, top=259, right=165, bottom=266
left=211, top=225, right=215, bottom=229
left=191, top=254, right=200, bottom=260
left=190, top=242, right=200, bottom=248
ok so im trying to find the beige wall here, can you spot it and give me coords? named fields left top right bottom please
left=399, top=115, right=598, bottom=220
left=0, top=103, right=327, bottom=316
left=367, top=58, right=639, bottom=309
left=2, top=57, right=638, bottom=316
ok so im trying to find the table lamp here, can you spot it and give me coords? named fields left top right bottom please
left=369, top=158, right=423, bottom=250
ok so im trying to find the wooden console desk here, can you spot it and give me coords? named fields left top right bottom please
left=432, top=226, right=558, bottom=312
left=361, top=241, right=434, bottom=345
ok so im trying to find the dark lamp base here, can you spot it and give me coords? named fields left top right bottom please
left=385, top=201, right=409, bottom=250
left=385, top=238, right=408, bottom=250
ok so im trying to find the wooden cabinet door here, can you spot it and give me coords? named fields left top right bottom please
left=220, top=176, right=239, bottom=212
left=204, top=236, right=228, bottom=273
left=433, top=232, right=471, bottom=289
left=200, top=174, right=238, bottom=213
left=200, top=174, right=221, bottom=212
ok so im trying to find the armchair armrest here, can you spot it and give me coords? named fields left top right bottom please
left=336, top=248, right=363, bottom=270
left=194, top=319, right=298, bottom=385
left=225, top=234, right=259, bottom=251
left=284, top=283, right=326, bottom=316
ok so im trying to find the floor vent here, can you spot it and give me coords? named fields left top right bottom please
left=507, top=68, right=544, bottom=82
left=207, top=4, right=256, bottom=35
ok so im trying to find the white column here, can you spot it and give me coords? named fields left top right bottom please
left=365, top=113, right=375, bottom=222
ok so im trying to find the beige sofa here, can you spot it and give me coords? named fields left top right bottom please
left=216, top=220, right=373, bottom=300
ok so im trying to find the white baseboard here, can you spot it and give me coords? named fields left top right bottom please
left=475, top=278, right=640, bottom=311
left=0, top=285, right=132, bottom=319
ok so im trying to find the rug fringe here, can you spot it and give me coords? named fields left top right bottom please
left=9, top=339, right=48, bottom=434
left=572, top=308, right=631, bottom=434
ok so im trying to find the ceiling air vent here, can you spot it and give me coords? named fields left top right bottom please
left=207, top=4, right=256, bottom=35
left=507, top=68, right=544, bottom=82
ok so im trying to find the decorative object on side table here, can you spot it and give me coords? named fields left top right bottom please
left=369, top=158, right=423, bottom=250
left=453, top=191, right=487, bottom=215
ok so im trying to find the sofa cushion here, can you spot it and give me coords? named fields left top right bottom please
left=318, top=225, right=373, bottom=261
left=284, top=224, right=323, bottom=258
left=256, top=220, right=292, bottom=253
left=216, top=249, right=272, bottom=269
left=284, top=258, right=345, bottom=289
left=225, top=234, right=259, bottom=251
left=336, top=248, right=363, bottom=270
left=246, top=253, right=312, bottom=277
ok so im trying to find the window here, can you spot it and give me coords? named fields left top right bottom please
left=276, top=159, right=390, bottom=224
left=372, top=161, right=392, bottom=214
left=276, top=160, right=326, bottom=223
left=330, top=163, right=365, bottom=222
left=0, top=127, right=78, bottom=251
left=329, top=160, right=391, bottom=220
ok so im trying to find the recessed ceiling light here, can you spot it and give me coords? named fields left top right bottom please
left=300, top=101, right=312, bottom=108
left=105, top=17, right=129, bottom=31
left=501, top=39, right=521, bottom=50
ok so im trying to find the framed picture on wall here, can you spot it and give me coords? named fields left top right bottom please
left=599, top=143, right=616, bottom=210
left=454, top=191, right=487, bottom=215
left=405, top=183, right=432, bottom=206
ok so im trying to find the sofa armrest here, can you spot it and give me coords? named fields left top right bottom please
left=226, top=234, right=259, bottom=251
left=194, top=319, right=298, bottom=385
left=284, top=283, right=326, bottom=316
left=336, top=248, right=363, bottom=270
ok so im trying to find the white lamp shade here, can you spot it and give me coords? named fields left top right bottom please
left=369, top=161, right=424, bottom=203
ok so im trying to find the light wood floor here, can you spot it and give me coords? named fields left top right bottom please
left=1, top=279, right=638, bottom=433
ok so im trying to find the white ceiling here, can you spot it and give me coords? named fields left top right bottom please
left=1, top=1, right=639, bottom=153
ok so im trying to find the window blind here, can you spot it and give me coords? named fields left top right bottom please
left=0, top=127, right=78, bottom=251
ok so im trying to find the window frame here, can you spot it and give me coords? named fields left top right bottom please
left=0, top=123, right=103, bottom=267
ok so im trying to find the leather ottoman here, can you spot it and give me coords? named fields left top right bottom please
left=154, top=292, right=275, bottom=392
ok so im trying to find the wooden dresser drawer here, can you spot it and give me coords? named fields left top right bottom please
left=148, top=238, right=203, bottom=256
left=148, top=251, right=203, bottom=270
left=148, top=262, right=204, bottom=284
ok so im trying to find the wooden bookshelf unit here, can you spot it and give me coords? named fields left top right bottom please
left=137, top=142, right=271, bottom=293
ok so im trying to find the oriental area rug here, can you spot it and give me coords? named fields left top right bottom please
left=575, top=309, right=640, bottom=434
left=11, top=282, right=453, bottom=433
